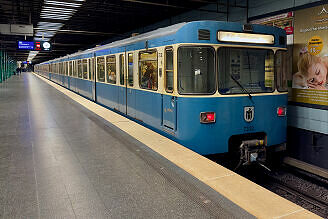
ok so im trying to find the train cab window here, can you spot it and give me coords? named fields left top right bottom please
left=106, top=55, right=116, bottom=84
left=119, top=54, right=125, bottom=85
left=128, top=53, right=133, bottom=86
left=97, top=56, right=105, bottom=82
left=78, top=60, right=83, bottom=78
left=83, top=59, right=88, bottom=79
left=275, top=50, right=288, bottom=92
left=178, top=46, right=215, bottom=94
left=165, top=48, right=174, bottom=92
left=139, top=50, right=158, bottom=90
left=218, top=48, right=274, bottom=94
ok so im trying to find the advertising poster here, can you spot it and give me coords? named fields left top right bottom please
left=250, top=12, right=294, bottom=35
left=292, top=4, right=328, bottom=106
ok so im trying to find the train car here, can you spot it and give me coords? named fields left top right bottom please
left=35, top=21, right=288, bottom=166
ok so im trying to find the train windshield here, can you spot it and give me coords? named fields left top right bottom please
left=218, top=48, right=274, bottom=94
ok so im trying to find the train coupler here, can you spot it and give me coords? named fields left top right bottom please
left=234, top=139, right=270, bottom=171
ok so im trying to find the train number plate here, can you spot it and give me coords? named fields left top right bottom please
left=243, top=125, right=254, bottom=132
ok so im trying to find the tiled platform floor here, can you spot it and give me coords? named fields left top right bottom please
left=0, top=73, right=253, bottom=218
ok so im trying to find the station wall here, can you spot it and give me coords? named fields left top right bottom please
left=249, top=1, right=328, bottom=169
left=248, top=0, right=321, bottom=18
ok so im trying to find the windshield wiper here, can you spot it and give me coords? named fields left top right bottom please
left=230, top=74, right=252, bottom=99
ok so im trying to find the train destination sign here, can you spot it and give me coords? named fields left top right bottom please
left=18, top=41, right=34, bottom=50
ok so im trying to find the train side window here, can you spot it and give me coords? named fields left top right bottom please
left=139, top=50, right=158, bottom=90
left=106, top=55, right=116, bottom=84
left=78, top=60, right=83, bottom=78
left=128, top=53, right=133, bottom=86
left=275, top=50, right=288, bottom=92
left=165, top=47, right=174, bottom=92
left=119, top=54, right=125, bottom=85
left=83, top=59, right=88, bottom=79
left=97, top=56, right=105, bottom=82
left=178, top=46, right=215, bottom=94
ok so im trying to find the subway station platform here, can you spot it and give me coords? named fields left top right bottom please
left=0, top=73, right=320, bottom=218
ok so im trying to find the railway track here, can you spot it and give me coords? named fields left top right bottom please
left=261, top=168, right=328, bottom=218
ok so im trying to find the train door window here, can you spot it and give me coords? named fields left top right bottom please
left=106, top=55, right=116, bottom=84
left=178, top=46, right=215, bottom=94
left=97, top=56, right=105, bottom=82
left=90, top=57, right=95, bottom=80
left=165, top=47, right=174, bottom=92
left=275, top=50, right=288, bottom=92
left=139, top=50, right=158, bottom=90
left=61, top=62, right=64, bottom=75
left=128, top=53, right=133, bottom=86
left=69, top=61, right=73, bottom=76
left=88, top=59, right=91, bottom=80
left=119, top=54, right=125, bottom=85
left=73, top=61, right=77, bottom=77
left=83, top=59, right=88, bottom=79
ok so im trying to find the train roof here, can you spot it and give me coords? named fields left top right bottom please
left=40, top=20, right=286, bottom=64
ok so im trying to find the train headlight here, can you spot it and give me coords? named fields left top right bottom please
left=200, top=112, right=216, bottom=123
left=277, top=107, right=286, bottom=116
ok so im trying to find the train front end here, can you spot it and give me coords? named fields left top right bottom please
left=176, top=22, right=288, bottom=166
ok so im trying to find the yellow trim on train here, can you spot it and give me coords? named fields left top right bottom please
left=35, top=42, right=288, bottom=98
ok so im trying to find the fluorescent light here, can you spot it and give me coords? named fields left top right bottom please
left=43, top=6, right=76, bottom=11
left=218, top=31, right=274, bottom=44
left=41, top=10, right=75, bottom=14
left=45, top=0, right=82, bottom=7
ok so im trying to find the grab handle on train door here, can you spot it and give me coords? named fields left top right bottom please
left=171, top=96, right=175, bottom=107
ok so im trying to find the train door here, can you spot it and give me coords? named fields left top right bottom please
left=118, top=53, right=127, bottom=113
left=126, top=52, right=136, bottom=118
left=162, top=47, right=176, bottom=130
left=91, top=55, right=96, bottom=101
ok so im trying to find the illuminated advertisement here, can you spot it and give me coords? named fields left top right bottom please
left=250, top=12, right=294, bottom=35
left=292, top=4, right=328, bottom=106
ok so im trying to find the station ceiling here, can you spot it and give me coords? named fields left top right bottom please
left=0, top=0, right=223, bottom=64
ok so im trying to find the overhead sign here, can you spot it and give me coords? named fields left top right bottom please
left=17, top=41, right=52, bottom=51
left=18, top=41, right=34, bottom=50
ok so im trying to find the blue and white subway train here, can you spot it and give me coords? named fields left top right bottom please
left=35, top=21, right=288, bottom=166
